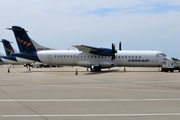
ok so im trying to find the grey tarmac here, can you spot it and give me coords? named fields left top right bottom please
left=0, top=65, right=180, bottom=120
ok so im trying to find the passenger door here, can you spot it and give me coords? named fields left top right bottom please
left=47, top=55, right=52, bottom=63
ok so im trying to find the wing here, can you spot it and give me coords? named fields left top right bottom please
left=72, top=45, right=114, bottom=56
left=72, top=45, right=99, bottom=54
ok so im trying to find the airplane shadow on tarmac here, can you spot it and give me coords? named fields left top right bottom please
left=85, top=69, right=121, bottom=75
left=20, top=69, right=161, bottom=74
left=20, top=69, right=121, bottom=74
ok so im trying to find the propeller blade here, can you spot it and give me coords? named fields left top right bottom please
left=111, top=43, right=117, bottom=61
left=119, top=42, right=121, bottom=50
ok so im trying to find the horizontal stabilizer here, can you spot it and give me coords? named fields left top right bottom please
left=6, top=27, right=28, bottom=32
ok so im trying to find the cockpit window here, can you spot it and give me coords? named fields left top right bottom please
left=157, top=53, right=167, bottom=57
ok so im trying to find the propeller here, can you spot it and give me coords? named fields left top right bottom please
left=111, top=43, right=117, bottom=61
left=119, top=42, right=121, bottom=50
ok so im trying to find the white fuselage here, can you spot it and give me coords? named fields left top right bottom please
left=36, top=50, right=171, bottom=68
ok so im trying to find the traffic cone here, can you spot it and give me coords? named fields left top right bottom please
left=7, top=68, right=10, bottom=73
left=75, top=69, right=78, bottom=75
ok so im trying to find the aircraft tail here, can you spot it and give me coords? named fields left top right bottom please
left=7, top=26, right=37, bottom=53
left=1, top=39, right=17, bottom=56
left=7, top=26, right=55, bottom=53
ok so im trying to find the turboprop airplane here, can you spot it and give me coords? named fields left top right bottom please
left=8, top=26, right=173, bottom=72
left=0, top=39, right=20, bottom=65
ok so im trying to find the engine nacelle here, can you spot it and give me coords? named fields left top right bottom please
left=99, top=61, right=115, bottom=68
left=89, top=48, right=113, bottom=56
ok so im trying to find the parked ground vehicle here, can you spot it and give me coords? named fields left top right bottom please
left=31, top=62, right=42, bottom=68
left=31, top=62, right=58, bottom=68
left=161, top=59, right=180, bottom=72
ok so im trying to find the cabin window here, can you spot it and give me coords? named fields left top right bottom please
left=139, top=56, right=141, bottom=59
left=128, top=56, right=130, bottom=58
left=67, top=55, right=69, bottom=58
left=94, top=56, right=96, bottom=58
left=135, top=56, right=137, bottom=58
left=64, top=55, right=66, bottom=58
left=132, top=56, right=134, bottom=58
left=118, top=56, right=120, bottom=58
left=125, top=56, right=127, bottom=59
left=54, top=55, right=57, bottom=58
left=122, top=56, right=124, bottom=59
left=91, top=55, right=93, bottom=58
left=77, top=56, right=79, bottom=58
left=61, top=55, right=63, bottom=58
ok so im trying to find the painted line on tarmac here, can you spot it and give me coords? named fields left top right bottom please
left=0, top=77, right=23, bottom=81
left=133, top=81, right=180, bottom=83
left=2, top=113, right=180, bottom=117
left=0, top=98, right=180, bottom=102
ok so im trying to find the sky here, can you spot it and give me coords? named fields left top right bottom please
left=0, top=0, right=180, bottom=58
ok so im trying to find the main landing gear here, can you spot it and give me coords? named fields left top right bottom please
left=90, top=66, right=101, bottom=72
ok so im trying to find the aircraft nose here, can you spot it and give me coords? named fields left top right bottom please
left=165, top=57, right=173, bottom=62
